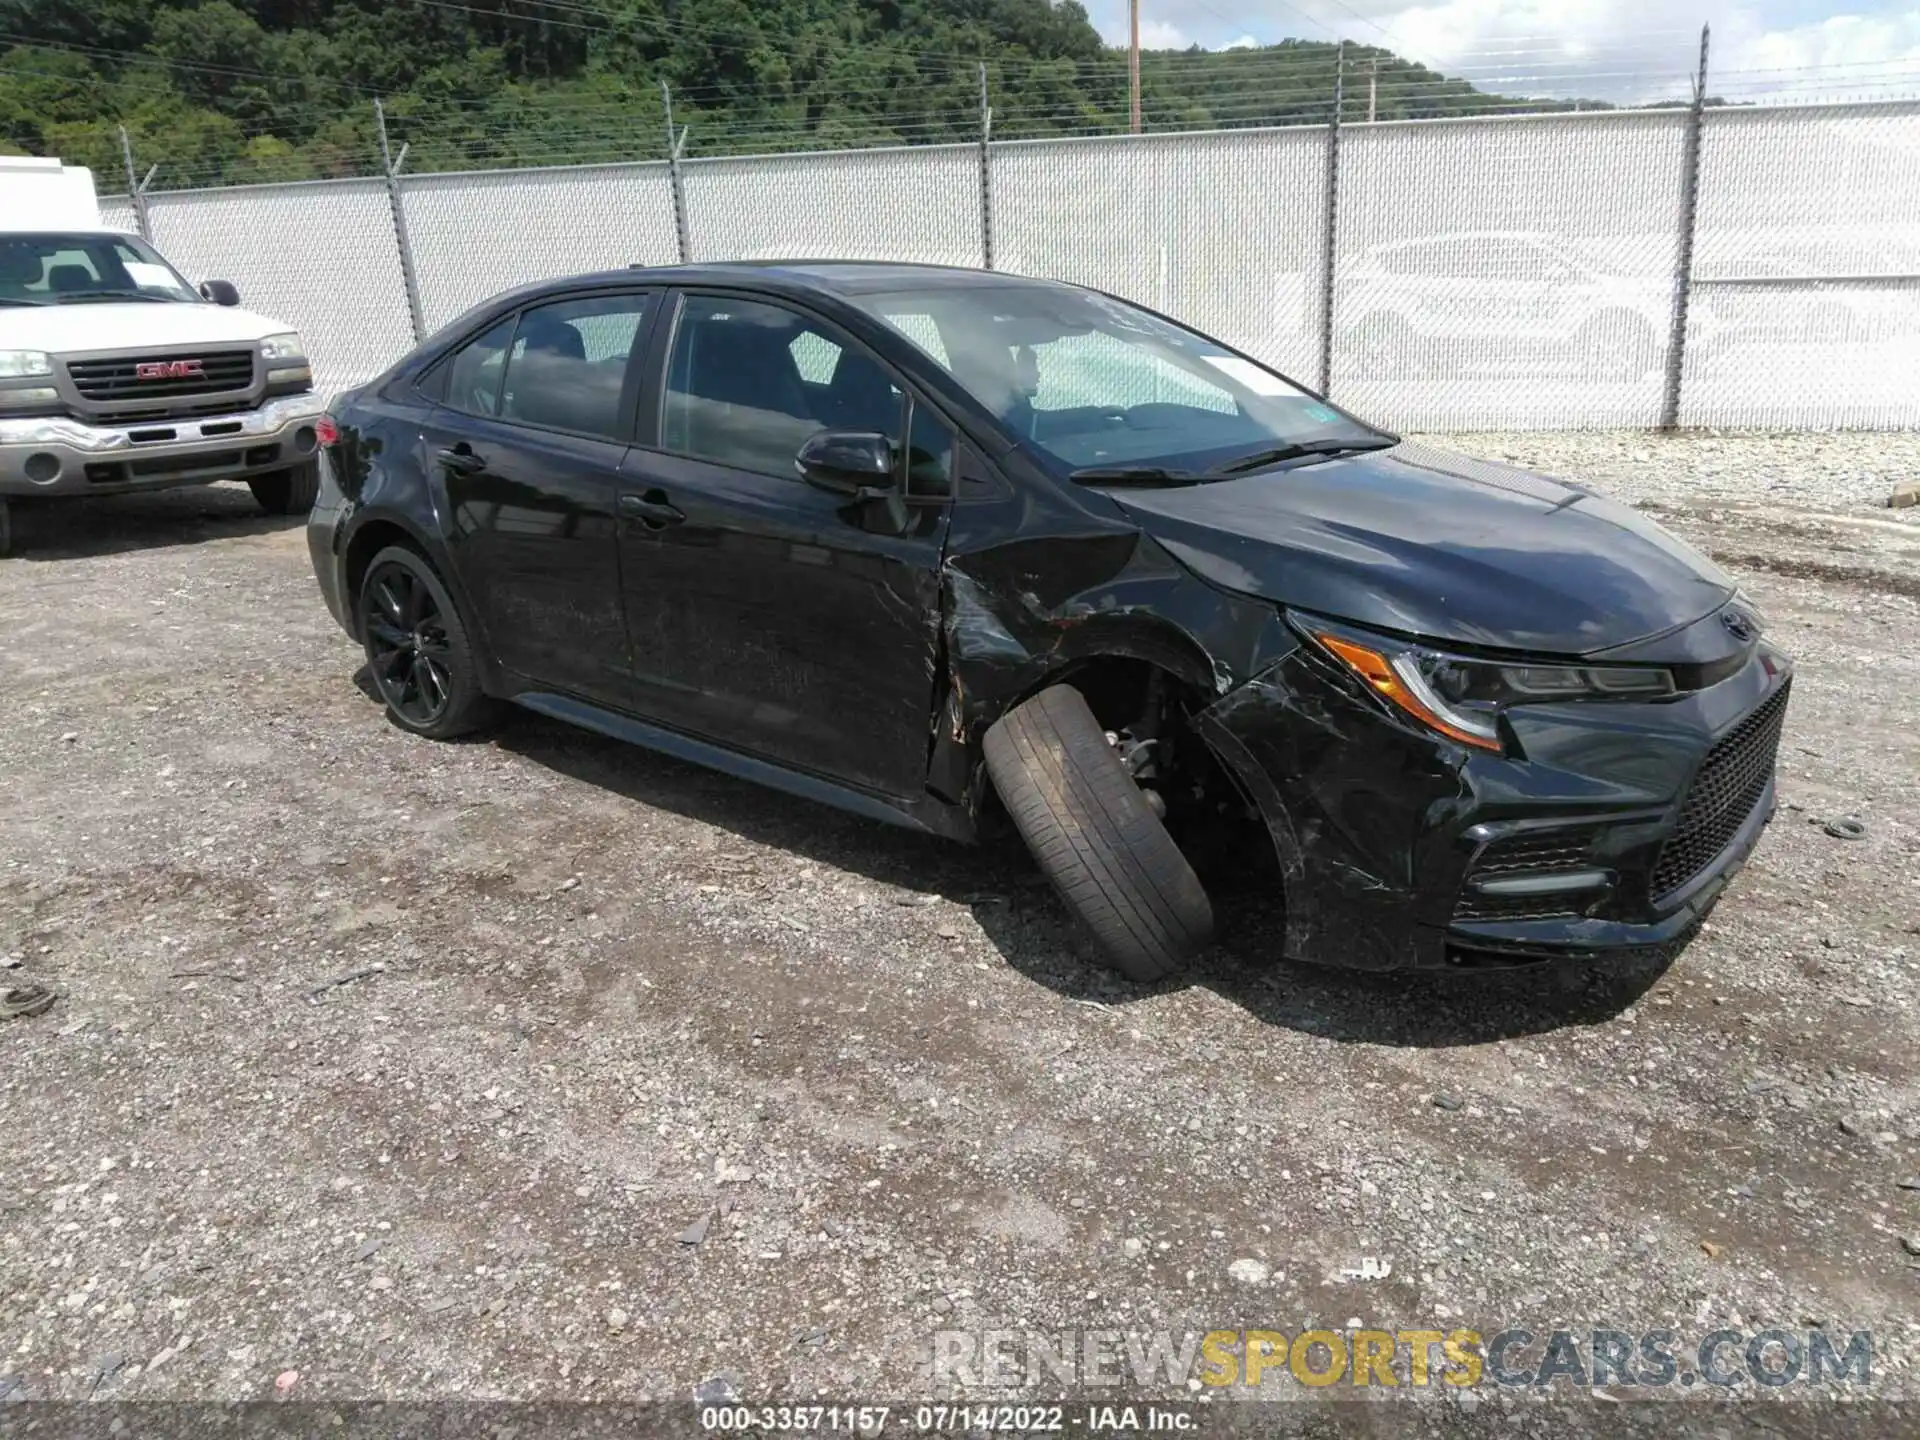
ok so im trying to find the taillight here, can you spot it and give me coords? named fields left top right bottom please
left=315, top=414, right=339, bottom=448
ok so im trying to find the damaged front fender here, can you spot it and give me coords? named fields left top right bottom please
left=929, top=525, right=1296, bottom=813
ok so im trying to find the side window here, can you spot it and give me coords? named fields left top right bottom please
left=662, top=294, right=903, bottom=479
left=881, top=312, right=952, bottom=369
left=904, top=400, right=955, bottom=499
left=442, top=315, right=516, bottom=416
left=499, top=293, right=650, bottom=440
left=789, top=332, right=842, bottom=384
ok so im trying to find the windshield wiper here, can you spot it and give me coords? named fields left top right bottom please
left=1068, top=464, right=1206, bottom=487
left=53, top=290, right=173, bottom=304
left=1208, top=437, right=1398, bottom=475
left=0, top=297, right=50, bottom=307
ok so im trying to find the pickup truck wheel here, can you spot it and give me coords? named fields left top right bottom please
left=983, top=684, right=1215, bottom=982
left=357, top=545, right=497, bottom=740
left=249, top=459, right=320, bottom=516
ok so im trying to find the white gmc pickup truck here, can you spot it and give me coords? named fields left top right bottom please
left=0, top=157, right=326, bottom=556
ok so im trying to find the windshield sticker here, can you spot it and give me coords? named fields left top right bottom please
left=124, top=261, right=180, bottom=291
left=1201, top=354, right=1292, bottom=396
left=1305, top=403, right=1341, bottom=422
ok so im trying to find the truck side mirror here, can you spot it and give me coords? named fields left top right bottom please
left=200, top=279, right=241, bottom=307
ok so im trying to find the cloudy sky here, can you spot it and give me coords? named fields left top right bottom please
left=1083, top=2, right=1920, bottom=103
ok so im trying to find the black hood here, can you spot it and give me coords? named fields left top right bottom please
left=1111, top=442, right=1736, bottom=657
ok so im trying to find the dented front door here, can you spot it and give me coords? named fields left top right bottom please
left=614, top=452, right=948, bottom=798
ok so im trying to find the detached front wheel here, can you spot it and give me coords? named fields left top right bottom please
left=984, top=684, right=1215, bottom=982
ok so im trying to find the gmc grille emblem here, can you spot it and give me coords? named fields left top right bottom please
left=135, top=359, right=206, bottom=380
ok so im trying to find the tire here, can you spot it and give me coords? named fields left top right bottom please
left=0, top=498, right=11, bottom=559
left=356, top=544, right=498, bottom=740
left=249, top=458, right=321, bottom=515
left=983, top=684, right=1214, bottom=982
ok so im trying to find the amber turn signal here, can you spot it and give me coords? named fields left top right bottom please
left=1315, top=633, right=1504, bottom=752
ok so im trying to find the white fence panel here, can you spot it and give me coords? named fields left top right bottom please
left=1680, top=101, right=1920, bottom=429
left=104, top=100, right=1920, bottom=429
left=97, top=197, right=141, bottom=234
left=1334, top=109, right=1688, bottom=431
left=404, top=161, right=680, bottom=334
left=682, top=145, right=982, bottom=267
left=990, top=128, right=1327, bottom=385
left=145, top=179, right=415, bottom=400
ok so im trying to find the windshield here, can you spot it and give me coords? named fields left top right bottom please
left=0, top=232, right=200, bottom=305
left=847, top=282, right=1385, bottom=477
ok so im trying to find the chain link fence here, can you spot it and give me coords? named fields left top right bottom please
left=402, top=161, right=683, bottom=332
left=102, top=98, right=1920, bottom=430
left=1682, top=101, right=1920, bottom=428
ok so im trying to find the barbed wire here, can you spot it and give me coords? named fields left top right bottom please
left=11, top=10, right=1916, bottom=193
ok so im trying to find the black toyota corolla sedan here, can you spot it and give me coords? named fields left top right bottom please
left=307, top=262, right=1789, bottom=982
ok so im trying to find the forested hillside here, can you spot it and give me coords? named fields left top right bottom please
left=0, top=0, right=1616, bottom=189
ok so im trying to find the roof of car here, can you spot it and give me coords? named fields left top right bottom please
left=578, top=259, right=1081, bottom=297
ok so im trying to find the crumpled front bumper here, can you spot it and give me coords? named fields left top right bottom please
left=0, top=393, right=327, bottom=496
left=1195, top=633, right=1791, bottom=972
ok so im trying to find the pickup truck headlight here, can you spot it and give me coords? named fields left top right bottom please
left=260, top=333, right=306, bottom=363
left=1301, top=616, right=1674, bottom=752
left=0, top=350, right=53, bottom=379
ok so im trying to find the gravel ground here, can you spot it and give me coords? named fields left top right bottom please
left=1, top=433, right=1917, bottom=1424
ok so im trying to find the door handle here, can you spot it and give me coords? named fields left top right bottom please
left=619, top=491, right=686, bottom=529
left=436, top=445, right=486, bottom=475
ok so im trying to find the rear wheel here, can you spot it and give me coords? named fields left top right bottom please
left=983, top=684, right=1214, bottom=982
left=249, top=459, right=320, bottom=516
left=357, top=545, right=498, bottom=740
left=0, top=498, right=11, bottom=558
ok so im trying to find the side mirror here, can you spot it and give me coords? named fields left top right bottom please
left=200, top=279, right=241, bottom=307
left=796, top=429, right=895, bottom=498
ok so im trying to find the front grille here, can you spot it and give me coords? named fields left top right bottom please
left=1454, top=890, right=1588, bottom=923
left=1470, top=828, right=1597, bottom=875
left=66, top=350, right=256, bottom=402
left=1453, top=827, right=1598, bottom=923
left=1650, top=682, right=1790, bottom=899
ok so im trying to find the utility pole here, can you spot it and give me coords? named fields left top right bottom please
left=1368, top=56, right=1378, bottom=123
left=1129, top=0, right=1142, bottom=134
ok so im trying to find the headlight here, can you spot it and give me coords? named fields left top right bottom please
left=260, top=333, right=305, bottom=363
left=0, top=350, right=53, bottom=379
left=1302, top=617, right=1674, bottom=752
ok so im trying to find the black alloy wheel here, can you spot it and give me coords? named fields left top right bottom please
left=363, top=558, right=457, bottom=727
